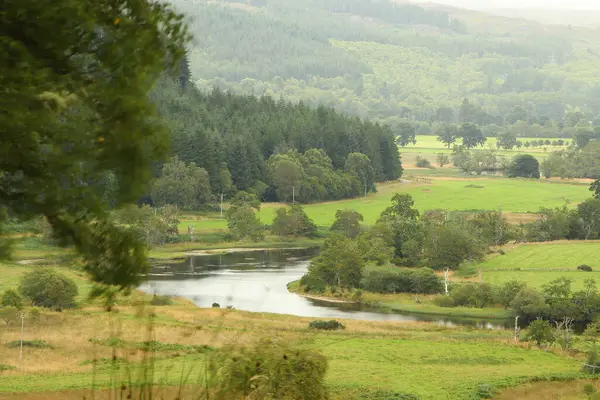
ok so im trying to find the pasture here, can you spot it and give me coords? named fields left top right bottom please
left=465, top=241, right=600, bottom=291
left=399, top=135, right=566, bottom=166
left=0, top=303, right=584, bottom=400
left=179, top=176, right=591, bottom=231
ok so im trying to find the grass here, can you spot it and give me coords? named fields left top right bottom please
left=0, top=305, right=585, bottom=399
left=0, top=263, right=94, bottom=305
left=404, top=135, right=569, bottom=153
left=364, top=293, right=512, bottom=320
left=477, top=242, right=600, bottom=270
left=176, top=177, right=591, bottom=231
left=481, top=270, right=600, bottom=291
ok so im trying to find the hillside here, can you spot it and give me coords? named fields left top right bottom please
left=168, top=0, right=600, bottom=136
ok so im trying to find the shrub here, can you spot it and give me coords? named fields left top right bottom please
left=525, top=318, right=555, bottom=346
left=498, top=249, right=506, bottom=256
left=0, top=306, right=19, bottom=326
left=434, top=296, right=455, bottom=308
left=476, top=384, right=498, bottom=399
left=1, top=289, right=23, bottom=309
left=0, top=364, right=15, bottom=372
left=415, top=156, right=432, bottom=168
left=309, top=320, right=345, bottom=330
left=19, top=269, right=78, bottom=310
left=584, top=383, right=597, bottom=396
left=356, top=389, right=419, bottom=399
left=212, top=303, right=220, bottom=308
left=450, top=283, right=494, bottom=308
left=300, top=274, right=327, bottom=294
left=578, top=265, right=593, bottom=272
left=212, top=338, right=328, bottom=400
left=150, top=294, right=173, bottom=306
left=7, top=339, right=53, bottom=349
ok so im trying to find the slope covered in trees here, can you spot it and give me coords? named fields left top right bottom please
left=168, top=0, right=600, bottom=136
left=150, top=77, right=402, bottom=206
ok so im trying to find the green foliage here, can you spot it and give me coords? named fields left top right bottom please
left=112, top=205, right=176, bottom=248
left=583, top=383, right=597, bottom=396
left=1, top=0, right=189, bottom=291
left=19, top=269, right=78, bottom=310
left=415, top=156, right=432, bottom=169
left=0, top=307, right=19, bottom=326
left=511, top=288, right=550, bottom=319
left=299, top=275, right=327, bottom=294
left=525, top=318, right=555, bottom=346
left=151, top=156, right=213, bottom=209
left=450, top=283, right=494, bottom=308
left=308, top=233, right=365, bottom=287
left=476, top=384, right=498, bottom=399
left=226, top=193, right=265, bottom=241
left=212, top=338, right=328, bottom=400
left=458, top=123, right=487, bottom=149
left=345, top=152, right=376, bottom=192
left=1, top=289, right=23, bottom=309
left=6, top=340, right=53, bottom=349
left=360, top=264, right=442, bottom=294
left=330, top=210, right=364, bottom=239
left=436, top=153, right=450, bottom=168
left=271, top=204, right=318, bottom=237
left=434, top=296, right=455, bottom=308
left=308, top=320, right=345, bottom=330
left=508, top=154, right=541, bottom=179
left=496, top=280, right=527, bottom=308
left=0, top=364, right=15, bottom=373
left=422, top=219, right=486, bottom=270
left=579, top=265, right=594, bottom=272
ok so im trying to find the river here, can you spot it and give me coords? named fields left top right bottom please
left=140, top=248, right=508, bottom=329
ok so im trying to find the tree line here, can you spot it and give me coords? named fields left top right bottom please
left=149, top=75, right=402, bottom=206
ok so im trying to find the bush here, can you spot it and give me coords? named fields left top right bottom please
left=356, top=389, right=419, bottom=399
left=434, top=296, right=455, bottom=308
left=476, top=384, right=498, bottom=399
left=1, top=289, right=23, bottom=309
left=525, top=318, right=555, bottom=346
left=19, top=269, right=78, bottom=310
left=360, top=264, right=442, bottom=295
left=450, top=283, right=494, bottom=308
left=212, top=303, right=220, bottom=308
left=578, top=265, right=593, bottom=272
left=150, top=294, right=173, bottom=306
left=584, top=383, right=597, bottom=396
left=309, top=320, right=345, bottom=330
left=415, top=156, right=432, bottom=168
left=0, top=364, right=15, bottom=372
left=300, top=274, right=327, bottom=294
left=7, top=339, right=53, bottom=349
left=498, top=249, right=506, bottom=256
left=0, top=306, right=19, bottom=326
left=29, top=307, right=41, bottom=324
left=213, top=338, right=328, bottom=400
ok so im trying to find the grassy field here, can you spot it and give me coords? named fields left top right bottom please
left=0, top=303, right=585, bottom=400
left=179, top=177, right=591, bottom=231
left=478, top=242, right=600, bottom=270
left=462, top=241, right=600, bottom=291
left=399, top=135, right=567, bottom=166
left=405, top=135, right=570, bottom=152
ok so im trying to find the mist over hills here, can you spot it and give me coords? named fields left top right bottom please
left=170, top=0, right=600, bottom=135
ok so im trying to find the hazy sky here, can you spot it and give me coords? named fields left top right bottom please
left=411, top=0, right=600, bottom=10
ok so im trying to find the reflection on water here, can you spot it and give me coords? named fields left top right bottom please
left=140, top=248, right=507, bottom=329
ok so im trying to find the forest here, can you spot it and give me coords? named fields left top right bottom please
left=167, top=0, right=600, bottom=137
left=148, top=75, right=401, bottom=206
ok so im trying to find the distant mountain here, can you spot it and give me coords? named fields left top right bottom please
left=169, top=0, right=600, bottom=135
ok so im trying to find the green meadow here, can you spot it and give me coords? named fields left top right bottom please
left=179, top=177, right=591, bottom=232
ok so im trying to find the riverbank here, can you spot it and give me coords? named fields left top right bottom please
left=288, top=280, right=513, bottom=320
left=148, top=238, right=323, bottom=260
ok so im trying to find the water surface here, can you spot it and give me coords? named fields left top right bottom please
left=140, top=248, right=506, bottom=329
